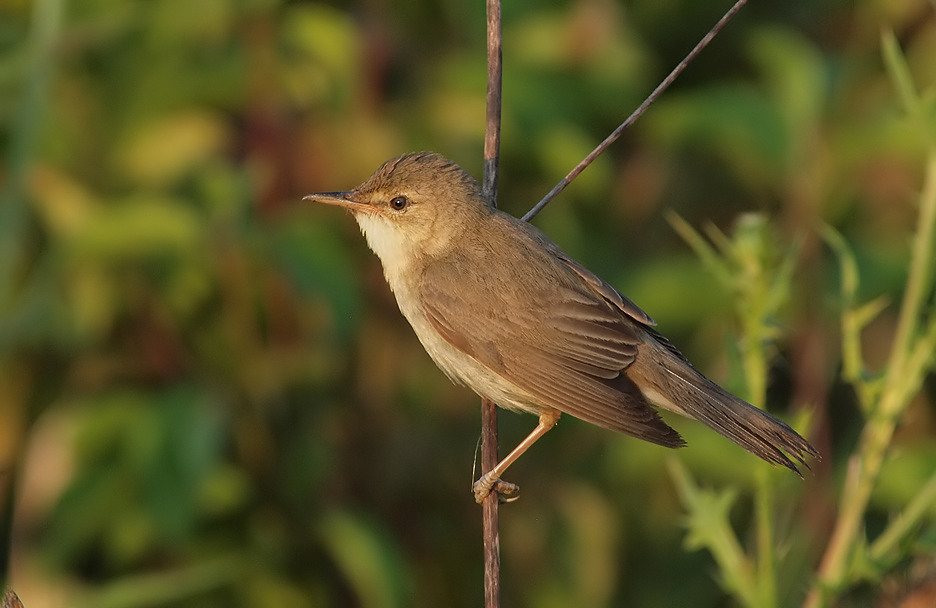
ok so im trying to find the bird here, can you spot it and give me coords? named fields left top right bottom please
left=304, top=151, right=818, bottom=503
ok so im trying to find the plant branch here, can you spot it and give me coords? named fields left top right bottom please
left=868, top=470, right=936, bottom=568
left=805, top=151, right=936, bottom=608
left=480, top=399, right=501, bottom=608
left=481, top=1, right=503, bottom=608
left=483, top=0, right=502, bottom=206
left=522, top=0, right=749, bottom=222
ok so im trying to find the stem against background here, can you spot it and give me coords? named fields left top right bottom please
left=480, top=1, right=503, bottom=607
left=482, top=0, right=502, bottom=207
left=479, top=398, right=500, bottom=608
left=521, top=0, right=749, bottom=222
left=667, top=214, right=803, bottom=608
left=803, top=33, right=936, bottom=607
left=805, top=155, right=936, bottom=608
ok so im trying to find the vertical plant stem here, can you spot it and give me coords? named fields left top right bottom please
left=750, top=361, right=776, bottom=608
left=881, top=152, right=936, bottom=410
left=482, top=0, right=502, bottom=206
left=480, top=399, right=501, bottom=608
left=741, top=317, right=775, bottom=608
left=805, top=153, right=936, bottom=608
left=481, top=1, right=503, bottom=607
left=754, top=470, right=776, bottom=607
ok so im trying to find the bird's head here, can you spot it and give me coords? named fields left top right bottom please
left=304, top=152, right=490, bottom=263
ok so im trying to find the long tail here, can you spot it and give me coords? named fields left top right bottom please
left=637, top=340, right=819, bottom=474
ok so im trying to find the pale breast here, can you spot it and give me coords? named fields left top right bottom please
left=354, top=211, right=545, bottom=416
left=388, top=271, right=543, bottom=416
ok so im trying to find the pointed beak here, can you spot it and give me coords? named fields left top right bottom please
left=302, top=191, right=374, bottom=213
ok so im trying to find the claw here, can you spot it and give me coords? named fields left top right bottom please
left=493, top=479, right=520, bottom=503
left=473, top=473, right=520, bottom=504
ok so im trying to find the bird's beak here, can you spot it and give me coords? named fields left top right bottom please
left=302, top=191, right=374, bottom=213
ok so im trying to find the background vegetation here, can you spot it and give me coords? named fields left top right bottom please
left=1, top=0, right=935, bottom=606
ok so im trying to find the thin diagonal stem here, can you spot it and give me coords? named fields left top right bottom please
left=521, top=0, right=749, bottom=222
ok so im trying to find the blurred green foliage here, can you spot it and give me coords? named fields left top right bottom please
left=1, top=0, right=935, bottom=607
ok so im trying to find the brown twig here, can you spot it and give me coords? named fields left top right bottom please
left=480, top=399, right=501, bottom=608
left=521, top=0, right=749, bottom=222
left=481, top=1, right=503, bottom=607
left=482, top=0, right=502, bottom=207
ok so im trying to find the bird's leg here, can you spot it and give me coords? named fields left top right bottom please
left=473, top=410, right=560, bottom=504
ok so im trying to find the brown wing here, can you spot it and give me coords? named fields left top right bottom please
left=554, top=251, right=657, bottom=327
left=420, top=252, right=684, bottom=448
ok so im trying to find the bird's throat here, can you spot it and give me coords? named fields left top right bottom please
left=354, top=212, right=420, bottom=291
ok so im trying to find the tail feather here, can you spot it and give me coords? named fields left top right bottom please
left=627, top=333, right=819, bottom=474
left=661, top=365, right=818, bottom=474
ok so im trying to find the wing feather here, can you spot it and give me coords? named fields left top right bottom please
left=420, top=251, right=683, bottom=447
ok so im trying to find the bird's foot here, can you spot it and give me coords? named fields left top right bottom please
left=473, top=473, right=520, bottom=504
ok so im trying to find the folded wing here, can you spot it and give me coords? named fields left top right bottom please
left=420, top=252, right=685, bottom=448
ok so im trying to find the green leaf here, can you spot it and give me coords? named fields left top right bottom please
left=318, top=511, right=411, bottom=608
left=69, top=197, right=201, bottom=261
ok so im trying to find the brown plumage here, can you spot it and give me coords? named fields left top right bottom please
left=305, top=152, right=818, bottom=502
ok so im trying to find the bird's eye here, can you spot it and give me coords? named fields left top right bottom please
left=389, top=195, right=409, bottom=210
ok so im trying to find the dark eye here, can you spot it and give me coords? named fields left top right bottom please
left=389, top=195, right=408, bottom=210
